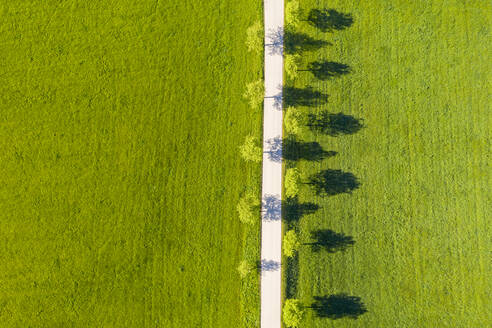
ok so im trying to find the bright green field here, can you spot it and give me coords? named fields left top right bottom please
left=284, top=0, right=490, bottom=327
left=0, top=1, right=262, bottom=327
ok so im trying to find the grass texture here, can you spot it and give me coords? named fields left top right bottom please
left=283, top=1, right=490, bottom=327
left=0, top=1, right=262, bottom=327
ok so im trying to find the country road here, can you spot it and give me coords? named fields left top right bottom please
left=260, top=0, right=284, bottom=326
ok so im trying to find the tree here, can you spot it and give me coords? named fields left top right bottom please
left=285, top=54, right=301, bottom=79
left=285, top=168, right=300, bottom=198
left=283, top=299, right=304, bottom=327
left=283, top=230, right=300, bottom=257
left=237, top=191, right=260, bottom=224
left=285, top=0, right=301, bottom=27
left=284, top=108, right=302, bottom=135
left=240, top=135, right=262, bottom=162
left=246, top=21, right=263, bottom=53
left=284, top=107, right=301, bottom=134
left=244, top=79, right=264, bottom=109
left=237, top=260, right=253, bottom=278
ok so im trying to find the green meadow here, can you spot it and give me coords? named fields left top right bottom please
left=0, top=1, right=262, bottom=327
left=283, top=0, right=490, bottom=327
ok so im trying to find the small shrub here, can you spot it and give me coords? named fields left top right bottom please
left=285, top=168, right=300, bottom=198
left=240, top=135, right=262, bottom=162
left=284, top=108, right=302, bottom=135
left=237, top=260, right=252, bottom=278
left=244, top=79, right=264, bottom=109
left=246, top=21, right=263, bottom=53
left=285, top=54, right=301, bottom=79
left=283, top=230, right=300, bottom=257
left=283, top=298, right=304, bottom=327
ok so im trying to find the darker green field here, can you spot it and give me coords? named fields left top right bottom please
left=0, top=1, right=262, bottom=327
left=283, top=0, right=490, bottom=327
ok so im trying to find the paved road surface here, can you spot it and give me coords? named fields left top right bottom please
left=261, top=0, right=283, bottom=326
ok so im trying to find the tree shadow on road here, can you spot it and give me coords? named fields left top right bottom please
left=262, top=194, right=282, bottom=221
left=257, top=259, right=281, bottom=273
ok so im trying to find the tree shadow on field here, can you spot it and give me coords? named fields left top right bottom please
left=285, top=254, right=299, bottom=298
left=307, top=9, right=354, bottom=32
left=265, top=136, right=337, bottom=162
left=285, top=137, right=337, bottom=161
left=307, top=169, right=360, bottom=196
left=301, top=61, right=351, bottom=80
left=304, top=229, right=355, bottom=253
left=266, top=27, right=331, bottom=55
left=284, top=86, right=328, bottom=107
left=307, top=112, right=363, bottom=136
left=283, top=197, right=319, bottom=227
left=285, top=29, right=331, bottom=54
left=311, top=294, right=367, bottom=319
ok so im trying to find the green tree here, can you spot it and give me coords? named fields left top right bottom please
left=283, top=299, right=304, bottom=327
left=283, top=230, right=300, bottom=257
left=237, top=191, right=260, bottom=224
left=284, top=108, right=302, bottom=135
left=286, top=0, right=301, bottom=27
left=237, top=260, right=253, bottom=278
left=240, top=135, right=262, bottom=162
left=285, top=168, right=300, bottom=198
left=244, top=79, right=264, bottom=109
left=285, top=54, right=301, bottom=79
left=246, top=21, right=263, bottom=53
